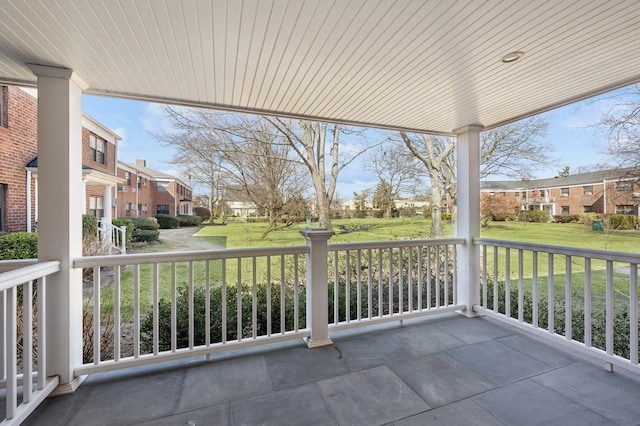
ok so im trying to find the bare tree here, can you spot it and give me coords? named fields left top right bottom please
left=265, top=118, right=384, bottom=232
left=400, top=116, right=550, bottom=237
left=599, top=84, right=640, bottom=167
left=365, top=144, right=425, bottom=217
left=153, top=108, right=307, bottom=236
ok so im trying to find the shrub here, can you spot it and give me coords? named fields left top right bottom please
left=82, top=214, right=98, bottom=237
left=610, top=214, right=637, bottom=230
left=132, top=229, right=160, bottom=242
left=0, top=232, right=38, bottom=260
left=553, top=214, right=580, bottom=223
left=399, top=207, right=416, bottom=217
left=112, top=218, right=134, bottom=248
left=353, top=209, right=368, bottom=219
left=491, top=213, right=515, bottom=222
left=373, top=210, right=384, bottom=218
left=193, top=207, right=211, bottom=222
left=141, top=284, right=303, bottom=351
left=441, top=213, right=452, bottom=221
left=178, top=215, right=202, bottom=227
left=131, top=217, right=160, bottom=231
left=519, top=210, right=549, bottom=223
left=155, top=214, right=180, bottom=229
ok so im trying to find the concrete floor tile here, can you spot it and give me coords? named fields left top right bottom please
left=434, top=317, right=513, bottom=344
left=334, top=330, right=412, bottom=371
left=177, top=355, right=272, bottom=412
left=318, top=365, right=429, bottom=426
left=390, top=352, right=496, bottom=407
left=393, top=399, right=505, bottom=426
left=136, top=402, right=229, bottom=426
left=389, top=322, right=465, bottom=357
left=448, top=340, right=550, bottom=385
left=265, top=344, right=350, bottom=390
left=533, top=361, right=640, bottom=424
left=473, top=380, right=616, bottom=426
left=496, top=334, right=575, bottom=367
left=230, top=383, right=335, bottom=426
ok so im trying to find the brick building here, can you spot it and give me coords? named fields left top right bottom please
left=116, top=160, right=192, bottom=218
left=481, top=168, right=640, bottom=218
left=0, top=84, right=192, bottom=234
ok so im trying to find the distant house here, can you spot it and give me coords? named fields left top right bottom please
left=116, top=160, right=193, bottom=218
left=481, top=168, right=640, bottom=217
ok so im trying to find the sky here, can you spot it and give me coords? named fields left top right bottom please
left=80, top=86, right=630, bottom=200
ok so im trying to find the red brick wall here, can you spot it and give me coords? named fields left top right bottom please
left=0, top=86, right=38, bottom=233
left=82, top=128, right=115, bottom=174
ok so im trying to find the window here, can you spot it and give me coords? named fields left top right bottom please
left=157, top=204, right=170, bottom=215
left=117, top=186, right=127, bottom=192
left=90, top=133, right=106, bottom=164
left=561, top=187, right=569, bottom=197
left=583, top=205, right=594, bottom=213
left=137, top=177, right=141, bottom=189
left=616, top=205, right=635, bottom=214
left=89, top=196, right=104, bottom=218
left=138, top=203, right=142, bottom=212
left=616, top=181, right=633, bottom=192
left=142, top=203, right=147, bottom=212
left=125, top=172, right=131, bottom=186
left=125, top=202, right=131, bottom=217
left=514, top=191, right=520, bottom=197
left=561, top=206, right=570, bottom=215
left=583, top=185, right=593, bottom=195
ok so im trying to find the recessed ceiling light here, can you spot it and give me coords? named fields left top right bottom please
left=501, top=51, right=525, bottom=63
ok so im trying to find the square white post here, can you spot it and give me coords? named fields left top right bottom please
left=300, top=228, right=334, bottom=348
left=29, top=64, right=87, bottom=393
left=454, top=125, right=483, bottom=317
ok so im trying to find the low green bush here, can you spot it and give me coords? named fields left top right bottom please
left=131, top=217, right=160, bottom=231
left=155, top=214, right=180, bottom=229
left=441, top=213, right=452, bottom=221
left=491, top=213, right=515, bottom=222
left=178, top=215, right=202, bottom=227
left=82, top=214, right=98, bottom=237
left=112, top=218, right=134, bottom=248
left=193, top=207, right=211, bottom=222
left=519, top=210, right=549, bottom=223
left=609, top=214, right=637, bottom=230
left=0, top=232, right=38, bottom=260
left=132, top=229, right=160, bottom=242
left=553, top=214, right=580, bottom=223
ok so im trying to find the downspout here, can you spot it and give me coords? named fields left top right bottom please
left=603, top=178, right=607, bottom=214
left=26, top=170, right=32, bottom=232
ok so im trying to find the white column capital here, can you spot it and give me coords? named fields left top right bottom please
left=452, top=124, right=484, bottom=135
left=27, top=64, right=89, bottom=91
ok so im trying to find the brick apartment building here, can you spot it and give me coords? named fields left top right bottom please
left=116, top=159, right=193, bottom=218
left=0, top=84, right=192, bottom=234
left=481, top=168, right=640, bottom=218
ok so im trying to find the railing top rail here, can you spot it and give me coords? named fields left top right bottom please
left=330, top=237, right=466, bottom=252
left=0, top=260, right=60, bottom=291
left=0, top=258, right=38, bottom=273
left=475, top=237, right=640, bottom=263
left=73, top=245, right=309, bottom=268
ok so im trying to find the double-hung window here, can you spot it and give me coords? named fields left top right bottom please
left=90, top=133, right=106, bottom=164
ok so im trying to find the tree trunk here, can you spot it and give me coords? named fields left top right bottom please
left=429, top=170, right=444, bottom=237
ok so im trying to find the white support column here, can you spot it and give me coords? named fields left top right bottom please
left=103, top=185, right=113, bottom=224
left=454, top=124, right=483, bottom=317
left=300, top=228, right=334, bottom=348
left=81, top=180, right=87, bottom=215
left=28, top=64, right=87, bottom=393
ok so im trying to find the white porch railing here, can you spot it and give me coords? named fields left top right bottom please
left=475, top=238, right=640, bottom=374
left=328, top=238, right=464, bottom=331
left=0, top=261, right=61, bottom=425
left=98, top=219, right=127, bottom=254
left=71, top=236, right=465, bottom=375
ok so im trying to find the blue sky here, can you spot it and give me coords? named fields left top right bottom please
left=81, top=88, right=621, bottom=200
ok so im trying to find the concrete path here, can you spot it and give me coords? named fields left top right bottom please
left=158, top=226, right=225, bottom=251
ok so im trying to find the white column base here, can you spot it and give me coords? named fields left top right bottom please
left=457, top=304, right=481, bottom=318
left=49, top=375, right=86, bottom=397
left=304, top=336, right=333, bottom=348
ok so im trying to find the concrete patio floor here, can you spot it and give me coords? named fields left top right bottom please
left=21, top=313, right=640, bottom=425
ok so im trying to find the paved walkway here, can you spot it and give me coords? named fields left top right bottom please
left=23, top=313, right=640, bottom=425
left=157, top=226, right=225, bottom=251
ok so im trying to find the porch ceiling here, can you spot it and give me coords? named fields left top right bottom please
left=1, top=1, right=639, bottom=135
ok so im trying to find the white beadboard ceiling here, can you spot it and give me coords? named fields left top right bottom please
left=1, top=0, right=639, bottom=135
